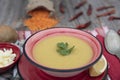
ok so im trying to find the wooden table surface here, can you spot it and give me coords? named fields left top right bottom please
left=0, top=0, right=119, bottom=80
left=0, top=0, right=120, bottom=31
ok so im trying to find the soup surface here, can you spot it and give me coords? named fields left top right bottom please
left=32, top=35, right=93, bottom=69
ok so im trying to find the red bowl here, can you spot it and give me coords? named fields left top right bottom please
left=23, top=28, right=102, bottom=77
left=0, top=42, right=21, bottom=73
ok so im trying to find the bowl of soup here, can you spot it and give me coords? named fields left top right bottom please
left=23, top=28, right=102, bottom=77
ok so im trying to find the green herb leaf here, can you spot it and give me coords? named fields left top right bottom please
left=57, top=42, right=68, bottom=49
left=67, top=46, right=75, bottom=53
left=56, top=42, right=75, bottom=56
left=57, top=49, right=69, bottom=56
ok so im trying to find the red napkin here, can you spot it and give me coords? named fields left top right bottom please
left=96, top=35, right=120, bottom=80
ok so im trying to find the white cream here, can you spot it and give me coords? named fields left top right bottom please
left=0, top=48, right=16, bottom=67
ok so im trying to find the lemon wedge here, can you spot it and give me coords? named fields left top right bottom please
left=89, top=55, right=107, bottom=77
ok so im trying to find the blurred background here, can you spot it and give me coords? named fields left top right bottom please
left=0, top=0, right=120, bottom=31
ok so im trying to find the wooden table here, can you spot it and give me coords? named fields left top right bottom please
left=54, top=0, right=120, bottom=31
left=0, top=0, right=120, bottom=80
left=0, top=0, right=120, bottom=31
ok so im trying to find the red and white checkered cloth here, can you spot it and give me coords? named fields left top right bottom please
left=17, top=27, right=109, bottom=41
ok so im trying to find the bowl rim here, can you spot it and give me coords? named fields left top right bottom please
left=0, top=42, right=21, bottom=69
left=23, top=27, right=103, bottom=72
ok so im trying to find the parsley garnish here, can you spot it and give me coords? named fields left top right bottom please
left=57, top=42, right=75, bottom=56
